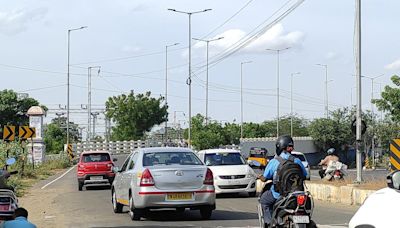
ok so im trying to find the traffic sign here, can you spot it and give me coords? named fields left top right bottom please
left=19, top=126, right=36, bottom=139
left=351, top=119, right=367, bottom=136
left=67, top=144, right=75, bottom=159
left=3, top=126, right=15, bottom=141
left=390, top=139, right=400, bottom=171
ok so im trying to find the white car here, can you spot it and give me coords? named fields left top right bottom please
left=291, top=151, right=311, bottom=180
left=349, top=170, right=400, bottom=228
left=197, top=149, right=257, bottom=196
left=111, top=147, right=216, bottom=221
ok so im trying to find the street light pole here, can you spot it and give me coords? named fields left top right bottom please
left=355, top=0, right=363, bottom=183
left=87, top=66, right=101, bottom=141
left=193, top=37, right=224, bottom=125
left=240, top=61, right=252, bottom=139
left=67, top=26, right=87, bottom=146
left=165, top=43, right=179, bottom=143
left=168, top=8, right=212, bottom=148
left=290, top=72, right=301, bottom=137
left=316, top=64, right=329, bottom=118
left=266, top=47, right=290, bottom=137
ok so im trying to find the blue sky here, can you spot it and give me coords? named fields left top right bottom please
left=0, top=0, right=399, bottom=134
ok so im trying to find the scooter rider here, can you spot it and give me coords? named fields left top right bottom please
left=258, top=135, right=308, bottom=226
left=318, top=148, right=339, bottom=178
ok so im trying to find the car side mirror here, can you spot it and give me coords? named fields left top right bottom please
left=112, top=166, right=121, bottom=173
left=387, top=171, right=400, bottom=190
left=113, top=158, right=118, bottom=162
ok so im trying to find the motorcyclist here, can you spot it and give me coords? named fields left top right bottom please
left=318, top=148, right=339, bottom=178
left=258, top=135, right=308, bottom=227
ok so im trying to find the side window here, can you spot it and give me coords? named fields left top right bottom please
left=120, top=154, right=132, bottom=172
left=128, top=152, right=139, bottom=170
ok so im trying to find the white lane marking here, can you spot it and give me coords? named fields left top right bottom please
left=41, top=165, right=76, bottom=189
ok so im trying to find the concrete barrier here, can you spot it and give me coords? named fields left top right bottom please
left=256, top=180, right=376, bottom=205
left=305, top=182, right=376, bottom=205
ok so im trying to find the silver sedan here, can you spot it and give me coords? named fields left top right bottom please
left=111, top=147, right=216, bottom=221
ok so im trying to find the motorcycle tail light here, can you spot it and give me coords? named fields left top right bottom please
left=297, top=194, right=307, bottom=206
left=334, top=170, right=341, bottom=175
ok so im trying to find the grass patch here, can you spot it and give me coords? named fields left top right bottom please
left=8, top=157, right=72, bottom=197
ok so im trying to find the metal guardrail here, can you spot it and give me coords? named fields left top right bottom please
left=73, top=140, right=165, bottom=154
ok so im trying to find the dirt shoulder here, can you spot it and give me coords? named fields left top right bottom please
left=18, top=169, right=69, bottom=228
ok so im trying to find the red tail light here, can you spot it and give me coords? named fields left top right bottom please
left=297, top=194, right=307, bottom=206
left=204, top=168, right=214, bottom=185
left=140, top=169, right=155, bottom=187
left=334, top=170, right=341, bottom=176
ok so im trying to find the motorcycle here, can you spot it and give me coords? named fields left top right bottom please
left=321, top=160, right=347, bottom=181
left=0, top=158, right=19, bottom=221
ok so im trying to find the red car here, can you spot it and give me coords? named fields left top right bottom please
left=77, top=151, right=117, bottom=191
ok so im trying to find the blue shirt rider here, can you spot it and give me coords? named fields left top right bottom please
left=3, top=207, right=37, bottom=228
left=258, top=136, right=308, bottom=226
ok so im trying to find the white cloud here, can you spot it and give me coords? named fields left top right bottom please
left=385, top=59, right=400, bottom=71
left=121, top=45, right=141, bottom=53
left=190, top=23, right=305, bottom=56
left=325, top=51, right=339, bottom=60
left=0, top=8, right=47, bottom=35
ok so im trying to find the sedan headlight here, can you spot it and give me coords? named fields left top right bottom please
left=246, top=173, right=256, bottom=179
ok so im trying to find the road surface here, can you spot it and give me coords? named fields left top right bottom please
left=20, top=154, right=359, bottom=228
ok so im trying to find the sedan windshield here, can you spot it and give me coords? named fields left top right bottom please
left=292, top=154, right=306, bottom=161
left=205, top=153, right=245, bottom=166
left=143, top=152, right=203, bottom=166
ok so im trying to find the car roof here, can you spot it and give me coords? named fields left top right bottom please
left=198, top=148, right=241, bottom=154
left=139, top=147, right=194, bottom=153
left=81, top=151, right=111, bottom=155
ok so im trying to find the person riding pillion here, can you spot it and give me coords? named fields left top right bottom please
left=318, top=148, right=339, bottom=178
left=258, top=135, right=308, bottom=226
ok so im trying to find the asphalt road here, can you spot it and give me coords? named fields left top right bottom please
left=26, top=154, right=360, bottom=228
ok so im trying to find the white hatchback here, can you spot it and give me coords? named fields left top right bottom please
left=197, top=149, right=257, bottom=196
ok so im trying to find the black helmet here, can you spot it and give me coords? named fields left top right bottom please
left=275, top=135, right=294, bottom=155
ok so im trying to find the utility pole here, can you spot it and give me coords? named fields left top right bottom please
left=291, top=72, right=301, bottom=137
left=168, top=8, right=212, bottom=148
left=316, top=64, right=329, bottom=118
left=91, top=112, right=99, bottom=140
left=67, top=26, right=87, bottom=146
left=165, top=43, right=179, bottom=143
left=266, top=47, right=290, bottom=137
left=193, top=37, right=224, bottom=125
left=355, top=0, right=363, bottom=183
left=87, top=66, right=101, bottom=141
left=240, top=61, right=252, bottom=139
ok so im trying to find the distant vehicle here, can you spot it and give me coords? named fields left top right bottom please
left=247, top=147, right=269, bottom=169
left=197, top=149, right=257, bottom=197
left=349, top=170, right=400, bottom=228
left=111, top=147, right=216, bottom=221
left=291, top=151, right=311, bottom=180
left=77, top=151, right=117, bottom=191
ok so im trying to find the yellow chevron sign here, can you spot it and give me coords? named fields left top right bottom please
left=3, top=126, right=15, bottom=141
left=19, top=126, right=36, bottom=139
left=390, top=139, right=400, bottom=171
left=67, top=144, right=75, bottom=159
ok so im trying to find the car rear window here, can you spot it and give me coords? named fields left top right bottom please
left=143, top=152, right=202, bottom=166
left=82, top=153, right=111, bottom=163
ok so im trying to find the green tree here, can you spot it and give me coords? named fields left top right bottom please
left=105, top=92, right=167, bottom=141
left=0, top=90, right=43, bottom=127
left=43, top=117, right=80, bottom=154
left=373, top=75, right=400, bottom=122
left=189, top=114, right=225, bottom=150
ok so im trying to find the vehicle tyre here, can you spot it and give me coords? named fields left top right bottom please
left=248, top=191, right=257, bottom=197
left=200, top=206, right=213, bottom=220
left=128, top=194, right=142, bottom=221
left=78, top=181, right=84, bottom=191
left=112, top=189, right=123, bottom=213
left=306, top=220, right=317, bottom=228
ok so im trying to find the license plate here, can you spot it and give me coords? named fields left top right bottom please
left=90, top=176, right=103, bottom=180
left=293, top=215, right=309, bottom=224
left=166, top=193, right=193, bottom=201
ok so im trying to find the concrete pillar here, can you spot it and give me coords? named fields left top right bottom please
left=27, top=106, right=46, bottom=164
